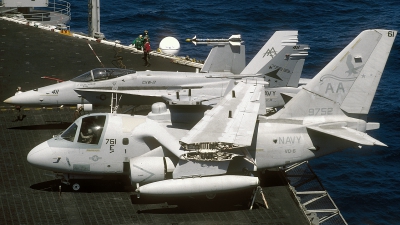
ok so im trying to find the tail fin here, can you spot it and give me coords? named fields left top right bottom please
left=261, top=44, right=309, bottom=88
left=201, top=42, right=246, bottom=74
left=240, top=31, right=299, bottom=75
left=273, top=29, right=397, bottom=119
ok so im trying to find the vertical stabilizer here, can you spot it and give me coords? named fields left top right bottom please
left=201, top=44, right=246, bottom=74
left=273, top=29, right=397, bottom=119
left=241, top=31, right=299, bottom=75
left=261, top=44, right=309, bottom=88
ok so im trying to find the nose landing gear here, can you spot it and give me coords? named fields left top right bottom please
left=57, top=174, right=82, bottom=192
left=71, top=182, right=81, bottom=191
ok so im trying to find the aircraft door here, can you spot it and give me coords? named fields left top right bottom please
left=77, top=115, right=107, bottom=172
left=98, top=135, right=124, bottom=173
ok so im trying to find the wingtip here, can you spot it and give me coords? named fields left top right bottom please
left=374, top=140, right=388, bottom=147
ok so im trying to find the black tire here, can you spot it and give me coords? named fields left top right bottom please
left=71, top=182, right=81, bottom=191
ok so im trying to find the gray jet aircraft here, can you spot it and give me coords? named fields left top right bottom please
left=4, top=31, right=309, bottom=112
left=26, top=29, right=396, bottom=199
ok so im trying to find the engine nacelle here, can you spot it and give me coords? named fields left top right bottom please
left=129, top=157, right=175, bottom=185
left=137, top=175, right=259, bottom=197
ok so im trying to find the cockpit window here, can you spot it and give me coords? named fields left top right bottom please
left=71, top=68, right=136, bottom=82
left=61, top=123, right=78, bottom=142
left=78, top=115, right=106, bottom=144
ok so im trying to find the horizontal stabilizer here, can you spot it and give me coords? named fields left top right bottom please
left=299, top=78, right=311, bottom=85
left=307, top=124, right=387, bottom=147
left=366, top=122, right=380, bottom=131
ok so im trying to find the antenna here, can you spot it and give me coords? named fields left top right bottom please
left=88, top=0, right=101, bottom=37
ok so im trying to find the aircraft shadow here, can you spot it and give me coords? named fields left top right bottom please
left=30, top=179, right=132, bottom=193
left=8, top=122, right=71, bottom=130
left=29, top=179, right=261, bottom=212
left=131, top=190, right=259, bottom=214
left=29, top=171, right=284, bottom=212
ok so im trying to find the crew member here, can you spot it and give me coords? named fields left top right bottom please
left=134, top=35, right=143, bottom=50
left=80, top=128, right=94, bottom=144
left=13, top=87, right=25, bottom=122
left=73, top=106, right=83, bottom=121
left=143, top=39, right=151, bottom=67
left=142, top=30, right=150, bottom=59
left=142, top=30, right=149, bottom=44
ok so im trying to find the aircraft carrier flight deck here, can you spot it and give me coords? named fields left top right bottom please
left=0, top=15, right=346, bottom=224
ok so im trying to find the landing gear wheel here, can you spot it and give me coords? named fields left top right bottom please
left=72, top=182, right=81, bottom=191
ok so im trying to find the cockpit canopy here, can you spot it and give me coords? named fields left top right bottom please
left=71, top=68, right=136, bottom=82
left=61, top=115, right=106, bottom=144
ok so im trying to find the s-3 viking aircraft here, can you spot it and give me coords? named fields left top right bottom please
left=27, top=29, right=396, bottom=199
left=4, top=31, right=309, bottom=112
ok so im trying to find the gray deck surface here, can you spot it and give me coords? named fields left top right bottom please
left=0, top=18, right=310, bottom=224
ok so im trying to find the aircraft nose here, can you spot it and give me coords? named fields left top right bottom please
left=27, top=141, right=51, bottom=168
left=3, top=96, right=13, bottom=104
left=3, top=90, right=41, bottom=105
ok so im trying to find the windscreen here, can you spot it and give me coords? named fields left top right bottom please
left=71, top=68, right=136, bottom=82
left=78, top=115, right=107, bottom=144
left=61, top=123, right=78, bottom=142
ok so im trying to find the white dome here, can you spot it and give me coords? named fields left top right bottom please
left=151, top=102, right=167, bottom=114
left=159, top=36, right=180, bottom=55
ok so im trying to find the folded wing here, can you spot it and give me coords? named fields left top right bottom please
left=180, top=82, right=264, bottom=148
